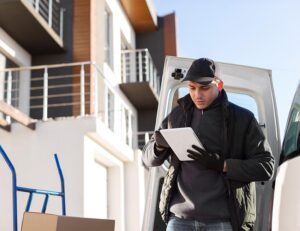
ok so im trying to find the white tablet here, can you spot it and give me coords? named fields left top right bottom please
left=159, top=127, right=205, bottom=161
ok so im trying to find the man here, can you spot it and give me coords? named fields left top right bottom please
left=142, top=58, right=275, bottom=231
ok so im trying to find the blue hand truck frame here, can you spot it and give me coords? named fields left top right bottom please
left=0, top=145, right=66, bottom=231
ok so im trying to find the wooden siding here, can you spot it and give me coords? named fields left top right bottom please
left=73, top=0, right=91, bottom=62
left=163, top=13, right=177, bottom=56
left=72, top=0, right=91, bottom=115
left=163, top=13, right=178, bottom=105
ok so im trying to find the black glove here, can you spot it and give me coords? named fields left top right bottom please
left=187, top=145, right=224, bottom=172
left=154, top=130, right=169, bottom=149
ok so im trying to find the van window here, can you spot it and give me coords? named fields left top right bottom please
left=227, top=92, right=259, bottom=120
left=280, top=106, right=300, bottom=164
left=174, top=87, right=259, bottom=119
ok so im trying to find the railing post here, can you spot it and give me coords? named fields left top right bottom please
left=154, top=69, right=158, bottom=95
left=121, top=52, right=126, bottom=83
left=130, top=52, right=135, bottom=82
left=48, top=0, right=53, bottom=28
left=35, top=0, right=40, bottom=12
left=43, top=67, right=48, bottom=121
left=128, top=111, right=132, bottom=148
left=145, top=132, right=150, bottom=144
left=60, top=8, right=64, bottom=39
left=138, top=51, right=143, bottom=82
left=150, top=55, right=153, bottom=85
left=94, top=67, right=98, bottom=116
left=145, top=51, right=150, bottom=82
left=80, top=64, right=85, bottom=116
left=153, top=69, right=156, bottom=93
left=6, top=71, right=12, bottom=123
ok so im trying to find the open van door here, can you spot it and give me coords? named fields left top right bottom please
left=272, top=83, right=300, bottom=230
left=142, top=56, right=280, bottom=231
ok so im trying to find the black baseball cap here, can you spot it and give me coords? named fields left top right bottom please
left=182, top=58, right=216, bottom=85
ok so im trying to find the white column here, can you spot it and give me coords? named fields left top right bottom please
left=42, top=67, right=48, bottom=121
left=80, top=64, right=85, bottom=116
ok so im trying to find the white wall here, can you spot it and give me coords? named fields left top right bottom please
left=125, top=150, right=147, bottom=231
left=0, top=1, right=146, bottom=230
left=83, top=140, right=108, bottom=219
left=0, top=116, right=146, bottom=231
left=91, top=0, right=138, bottom=150
left=83, top=134, right=125, bottom=231
left=0, top=118, right=94, bottom=231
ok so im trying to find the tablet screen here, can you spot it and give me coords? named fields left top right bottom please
left=160, top=127, right=205, bottom=161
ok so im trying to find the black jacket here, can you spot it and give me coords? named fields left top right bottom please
left=142, top=90, right=275, bottom=231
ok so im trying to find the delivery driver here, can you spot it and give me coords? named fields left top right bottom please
left=142, top=58, right=275, bottom=231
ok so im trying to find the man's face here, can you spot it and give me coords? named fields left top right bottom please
left=188, top=80, right=219, bottom=109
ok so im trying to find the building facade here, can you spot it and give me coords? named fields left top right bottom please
left=0, top=0, right=176, bottom=230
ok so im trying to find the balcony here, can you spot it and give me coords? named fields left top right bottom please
left=0, top=0, right=64, bottom=54
left=120, top=49, right=160, bottom=110
left=0, top=62, right=96, bottom=121
left=120, top=0, right=157, bottom=32
left=0, top=62, right=134, bottom=149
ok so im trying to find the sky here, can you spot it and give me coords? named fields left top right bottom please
left=153, top=0, right=300, bottom=141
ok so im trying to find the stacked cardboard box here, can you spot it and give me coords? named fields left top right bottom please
left=21, top=212, right=115, bottom=231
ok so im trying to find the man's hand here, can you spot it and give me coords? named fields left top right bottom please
left=187, top=145, right=224, bottom=172
left=154, top=130, right=169, bottom=150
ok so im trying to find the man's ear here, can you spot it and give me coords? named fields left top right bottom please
left=217, top=79, right=224, bottom=91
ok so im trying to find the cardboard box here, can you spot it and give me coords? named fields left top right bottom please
left=21, top=212, right=115, bottom=231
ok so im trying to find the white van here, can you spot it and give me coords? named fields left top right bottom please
left=142, top=56, right=282, bottom=230
left=271, top=85, right=300, bottom=230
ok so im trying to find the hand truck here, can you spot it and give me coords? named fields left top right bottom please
left=0, top=145, right=66, bottom=231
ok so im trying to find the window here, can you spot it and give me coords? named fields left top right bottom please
left=124, top=108, right=130, bottom=145
left=106, top=89, right=114, bottom=131
left=227, top=92, right=259, bottom=120
left=120, top=105, right=132, bottom=147
left=0, top=53, right=19, bottom=108
left=104, top=7, right=113, bottom=69
left=281, top=105, right=300, bottom=164
left=5, top=61, right=20, bottom=108
left=121, top=35, right=131, bottom=83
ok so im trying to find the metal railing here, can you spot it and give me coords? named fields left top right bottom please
left=1, top=61, right=96, bottom=120
left=27, top=0, right=64, bottom=38
left=121, top=49, right=161, bottom=96
left=0, top=61, right=133, bottom=147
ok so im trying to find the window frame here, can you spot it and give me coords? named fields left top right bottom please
left=105, top=87, right=115, bottom=132
left=104, top=6, right=113, bottom=69
left=280, top=102, right=300, bottom=165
